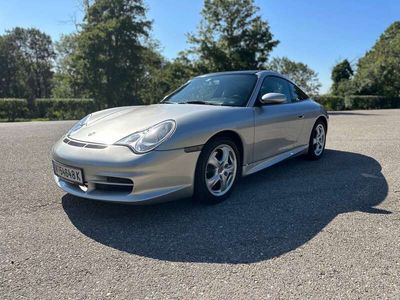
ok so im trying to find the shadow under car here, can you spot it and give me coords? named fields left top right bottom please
left=62, top=149, right=389, bottom=264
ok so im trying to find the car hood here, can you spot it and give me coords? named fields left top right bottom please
left=68, top=104, right=232, bottom=145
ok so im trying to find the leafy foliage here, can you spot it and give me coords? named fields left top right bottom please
left=331, top=59, right=353, bottom=82
left=35, top=98, right=95, bottom=120
left=1, top=0, right=330, bottom=114
left=315, top=95, right=400, bottom=110
left=138, top=54, right=197, bottom=104
left=0, top=98, right=95, bottom=121
left=331, top=79, right=356, bottom=97
left=0, top=99, right=28, bottom=121
left=52, top=34, right=88, bottom=99
left=68, top=0, right=152, bottom=108
left=331, top=59, right=354, bottom=95
left=186, top=0, right=279, bottom=72
left=345, top=95, right=400, bottom=110
left=353, top=22, right=400, bottom=97
left=268, top=57, right=321, bottom=95
left=314, top=95, right=345, bottom=111
left=0, top=28, right=55, bottom=100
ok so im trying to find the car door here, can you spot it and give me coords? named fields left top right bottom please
left=253, top=76, right=306, bottom=162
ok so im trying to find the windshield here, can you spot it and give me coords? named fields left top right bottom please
left=163, top=74, right=257, bottom=106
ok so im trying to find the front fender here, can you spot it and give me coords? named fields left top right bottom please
left=157, top=107, right=255, bottom=165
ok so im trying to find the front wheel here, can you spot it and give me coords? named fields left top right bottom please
left=194, top=138, right=240, bottom=204
left=307, top=120, right=327, bottom=160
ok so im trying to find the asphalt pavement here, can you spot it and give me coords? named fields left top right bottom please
left=1, top=109, right=399, bottom=299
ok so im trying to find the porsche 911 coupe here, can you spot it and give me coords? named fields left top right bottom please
left=52, top=70, right=328, bottom=204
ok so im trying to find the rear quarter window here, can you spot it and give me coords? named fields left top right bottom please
left=290, top=83, right=309, bottom=102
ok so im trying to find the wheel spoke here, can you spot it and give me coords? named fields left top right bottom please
left=220, top=173, right=227, bottom=191
left=226, top=173, right=233, bottom=186
left=220, top=147, right=230, bottom=165
left=207, top=173, right=220, bottom=190
left=225, top=164, right=234, bottom=173
left=208, top=153, right=220, bottom=168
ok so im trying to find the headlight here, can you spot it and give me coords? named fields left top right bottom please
left=67, top=114, right=92, bottom=136
left=116, top=120, right=176, bottom=153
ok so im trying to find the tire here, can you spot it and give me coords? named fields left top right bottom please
left=306, top=119, right=327, bottom=160
left=193, top=137, right=241, bottom=204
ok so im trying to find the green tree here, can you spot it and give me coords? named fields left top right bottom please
left=330, top=59, right=354, bottom=96
left=138, top=52, right=197, bottom=104
left=52, top=34, right=85, bottom=98
left=70, top=0, right=152, bottom=108
left=0, top=35, right=20, bottom=97
left=354, top=21, right=400, bottom=96
left=331, top=59, right=353, bottom=83
left=159, top=56, right=197, bottom=93
left=187, top=0, right=279, bottom=72
left=332, top=80, right=356, bottom=97
left=0, top=27, right=55, bottom=100
left=268, top=57, right=321, bottom=96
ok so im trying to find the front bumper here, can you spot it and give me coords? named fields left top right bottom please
left=52, top=138, right=200, bottom=204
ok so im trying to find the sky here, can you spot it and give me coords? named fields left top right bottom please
left=0, top=0, right=399, bottom=93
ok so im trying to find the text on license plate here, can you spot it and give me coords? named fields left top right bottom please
left=53, top=161, right=84, bottom=184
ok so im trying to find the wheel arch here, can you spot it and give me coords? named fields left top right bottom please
left=204, top=130, right=245, bottom=167
left=307, top=115, right=328, bottom=144
left=316, top=115, right=328, bottom=133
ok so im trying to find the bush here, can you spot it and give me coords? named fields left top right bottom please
left=0, top=99, right=29, bottom=121
left=314, top=95, right=400, bottom=110
left=344, top=95, right=400, bottom=110
left=313, top=95, right=345, bottom=110
left=35, top=98, right=95, bottom=120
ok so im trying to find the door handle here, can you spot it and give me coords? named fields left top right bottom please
left=297, top=114, right=304, bottom=119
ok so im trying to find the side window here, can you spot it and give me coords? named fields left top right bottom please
left=290, top=83, right=309, bottom=102
left=258, top=76, right=291, bottom=104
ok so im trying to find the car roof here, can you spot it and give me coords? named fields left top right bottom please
left=196, top=70, right=292, bottom=81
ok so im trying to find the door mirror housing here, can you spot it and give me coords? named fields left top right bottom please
left=260, top=93, right=287, bottom=105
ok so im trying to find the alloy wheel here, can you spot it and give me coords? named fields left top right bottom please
left=205, top=144, right=237, bottom=196
left=313, top=124, right=326, bottom=156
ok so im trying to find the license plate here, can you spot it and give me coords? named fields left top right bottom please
left=53, top=161, right=84, bottom=185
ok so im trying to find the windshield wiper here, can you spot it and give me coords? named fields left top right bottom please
left=180, top=100, right=220, bottom=106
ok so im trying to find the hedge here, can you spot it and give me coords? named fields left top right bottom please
left=35, top=98, right=95, bottom=120
left=0, top=98, right=95, bottom=121
left=344, top=96, right=400, bottom=110
left=1, top=95, right=400, bottom=121
left=314, top=95, right=345, bottom=110
left=315, top=95, right=400, bottom=110
left=0, top=99, right=29, bottom=121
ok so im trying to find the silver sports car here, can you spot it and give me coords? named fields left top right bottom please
left=52, top=71, right=328, bottom=204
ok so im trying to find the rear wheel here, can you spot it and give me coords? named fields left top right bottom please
left=307, top=120, right=327, bottom=160
left=194, top=138, right=240, bottom=204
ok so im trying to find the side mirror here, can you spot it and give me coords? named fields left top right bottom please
left=260, top=93, right=287, bottom=105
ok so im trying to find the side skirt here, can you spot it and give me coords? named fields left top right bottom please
left=242, top=145, right=308, bottom=176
